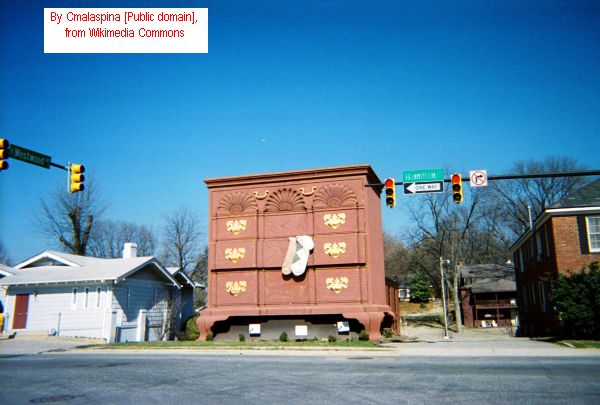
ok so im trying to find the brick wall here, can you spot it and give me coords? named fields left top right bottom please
left=552, top=216, right=600, bottom=275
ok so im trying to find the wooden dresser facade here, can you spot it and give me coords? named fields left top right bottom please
left=197, top=165, right=396, bottom=340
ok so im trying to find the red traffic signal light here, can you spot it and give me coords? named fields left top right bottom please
left=69, top=163, right=85, bottom=193
left=385, top=178, right=396, bottom=208
left=451, top=173, right=463, bottom=203
left=0, top=138, right=9, bottom=171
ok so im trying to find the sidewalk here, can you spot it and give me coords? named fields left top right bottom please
left=1, top=326, right=598, bottom=358
left=383, top=324, right=600, bottom=357
left=0, top=334, right=104, bottom=356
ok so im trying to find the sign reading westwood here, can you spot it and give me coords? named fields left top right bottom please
left=9, top=145, right=51, bottom=169
left=403, top=168, right=445, bottom=195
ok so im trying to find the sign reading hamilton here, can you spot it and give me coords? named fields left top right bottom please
left=9, top=144, right=51, bottom=169
left=403, top=168, right=445, bottom=195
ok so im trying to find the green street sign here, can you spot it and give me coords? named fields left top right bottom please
left=402, top=168, right=444, bottom=183
left=9, top=144, right=51, bottom=169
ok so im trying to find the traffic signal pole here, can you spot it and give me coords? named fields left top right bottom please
left=1, top=138, right=85, bottom=193
left=366, top=169, right=600, bottom=188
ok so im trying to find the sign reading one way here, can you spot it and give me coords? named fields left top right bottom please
left=403, top=181, right=444, bottom=195
left=403, top=168, right=445, bottom=195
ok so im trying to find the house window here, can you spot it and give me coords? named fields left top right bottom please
left=586, top=216, right=600, bottom=252
left=71, top=288, right=78, bottom=309
left=529, top=239, right=534, bottom=259
left=519, top=249, right=525, bottom=272
left=536, top=233, right=543, bottom=259
left=539, top=282, right=547, bottom=312
left=96, top=287, right=102, bottom=308
left=530, top=284, right=536, bottom=305
left=126, top=288, right=131, bottom=309
left=84, top=287, right=90, bottom=309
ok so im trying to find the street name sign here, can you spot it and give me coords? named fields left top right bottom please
left=404, top=181, right=444, bottom=195
left=9, top=144, right=51, bottom=169
left=402, top=168, right=444, bottom=183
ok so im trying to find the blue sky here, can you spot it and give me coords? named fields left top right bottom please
left=2, top=0, right=599, bottom=264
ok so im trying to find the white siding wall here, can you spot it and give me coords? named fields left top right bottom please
left=112, top=277, right=174, bottom=341
left=6, top=284, right=110, bottom=338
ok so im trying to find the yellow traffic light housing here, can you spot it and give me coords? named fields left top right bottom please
left=69, top=163, right=85, bottom=193
left=385, top=178, right=396, bottom=208
left=0, top=138, right=9, bottom=171
left=451, top=173, right=463, bottom=204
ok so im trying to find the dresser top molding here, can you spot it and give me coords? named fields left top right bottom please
left=204, top=164, right=382, bottom=189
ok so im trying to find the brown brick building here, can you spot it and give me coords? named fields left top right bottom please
left=511, top=179, right=600, bottom=336
left=459, top=264, right=518, bottom=329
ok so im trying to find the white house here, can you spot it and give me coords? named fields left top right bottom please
left=0, top=243, right=191, bottom=342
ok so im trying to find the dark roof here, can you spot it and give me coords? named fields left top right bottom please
left=550, top=178, right=600, bottom=209
left=460, top=263, right=516, bottom=293
left=469, top=279, right=516, bottom=293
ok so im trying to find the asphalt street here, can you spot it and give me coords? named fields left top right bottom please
left=2, top=328, right=599, bottom=404
left=1, top=351, right=600, bottom=405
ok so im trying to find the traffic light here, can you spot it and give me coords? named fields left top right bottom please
left=69, top=163, right=85, bottom=193
left=0, top=138, right=9, bottom=171
left=385, top=178, right=396, bottom=208
left=451, top=173, right=463, bottom=203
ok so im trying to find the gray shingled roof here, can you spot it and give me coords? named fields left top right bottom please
left=460, top=263, right=516, bottom=293
left=0, top=263, right=15, bottom=277
left=550, top=178, right=600, bottom=209
left=1, top=251, right=177, bottom=287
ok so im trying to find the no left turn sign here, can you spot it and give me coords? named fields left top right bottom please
left=469, top=170, right=488, bottom=187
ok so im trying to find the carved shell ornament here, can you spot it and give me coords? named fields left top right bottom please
left=226, top=281, right=247, bottom=297
left=264, top=188, right=306, bottom=212
left=217, top=192, right=257, bottom=216
left=313, top=184, right=357, bottom=208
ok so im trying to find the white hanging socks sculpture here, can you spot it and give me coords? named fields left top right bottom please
left=282, top=235, right=314, bottom=276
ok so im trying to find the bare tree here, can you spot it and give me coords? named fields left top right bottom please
left=490, top=156, right=587, bottom=236
left=88, top=220, right=156, bottom=258
left=161, top=207, right=203, bottom=274
left=190, top=245, right=208, bottom=308
left=0, top=239, right=11, bottom=266
left=407, top=187, right=511, bottom=332
left=37, top=180, right=104, bottom=255
left=383, top=232, right=412, bottom=285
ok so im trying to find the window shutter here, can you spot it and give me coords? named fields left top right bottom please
left=576, top=216, right=590, bottom=254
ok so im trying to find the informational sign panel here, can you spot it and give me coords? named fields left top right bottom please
left=402, top=168, right=444, bottom=183
left=469, top=170, right=488, bottom=187
left=9, top=144, right=51, bottom=168
left=249, top=324, right=261, bottom=335
left=295, top=325, right=308, bottom=338
left=403, top=181, right=444, bottom=195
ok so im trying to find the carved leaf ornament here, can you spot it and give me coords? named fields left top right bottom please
left=324, top=242, right=346, bottom=259
left=226, top=281, right=247, bottom=297
left=224, top=247, right=246, bottom=263
left=226, top=219, right=247, bottom=235
left=323, top=213, right=346, bottom=229
left=326, top=277, right=349, bottom=293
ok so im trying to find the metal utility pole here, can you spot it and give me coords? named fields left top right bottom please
left=439, top=257, right=450, bottom=339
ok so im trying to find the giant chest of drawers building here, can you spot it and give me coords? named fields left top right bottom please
left=197, top=165, right=397, bottom=340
